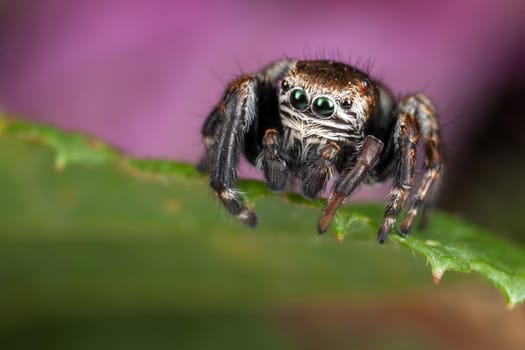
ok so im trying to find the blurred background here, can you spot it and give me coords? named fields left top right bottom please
left=0, top=0, right=524, bottom=349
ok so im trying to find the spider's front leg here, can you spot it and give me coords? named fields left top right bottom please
left=318, top=135, right=384, bottom=233
left=204, top=75, right=261, bottom=227
left=197, top=106, right=221, bottom=172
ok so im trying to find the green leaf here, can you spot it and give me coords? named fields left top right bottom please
left=0, top=115, right=115, bottom=171
left=1, top=113, right=525, bottom=308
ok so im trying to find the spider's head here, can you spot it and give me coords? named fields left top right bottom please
left=278, top=60, right=378, bottom=137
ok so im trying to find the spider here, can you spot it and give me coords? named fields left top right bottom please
left=198, top=59, right=443, bottom=243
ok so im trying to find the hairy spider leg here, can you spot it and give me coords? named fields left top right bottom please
left=201, top=59, right=295, bottom=227
left=197, top=106, right=221, bottom=172
left=201, top=59, right=443, bottom=242
left=377, top=112, right=420, bottom=243
left=318, top=135, right=384, bottom=233
left=207, top=76, right=260, bottom=227
left=398, top=94, right=444, bottom=234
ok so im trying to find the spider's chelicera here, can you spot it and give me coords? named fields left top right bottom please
left=199, top=60, right=443, bottom=243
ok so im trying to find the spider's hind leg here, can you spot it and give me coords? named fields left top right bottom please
left=377, top=112, right=419, bottom=243
left=399, top=94, right=444, bottom=235
left=377, top=93, right=444, bottom=242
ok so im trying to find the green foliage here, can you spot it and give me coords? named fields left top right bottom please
left=1, top=113, right=525, bottom=309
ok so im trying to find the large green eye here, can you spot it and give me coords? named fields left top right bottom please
left=290, top=88, right=309, bottom=111
left=312, top=96, right=335, bottom=118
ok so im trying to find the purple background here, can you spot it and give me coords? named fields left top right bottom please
left=0, top=0, right=524, bottom=197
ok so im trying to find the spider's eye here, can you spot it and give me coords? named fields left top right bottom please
left=290, top=88, right=309, bottom=111
left=341, top=99, right=352, bottom=110
left=312, top=96, right=335, bottom=118
left=281, top=80, right=290, bottom=91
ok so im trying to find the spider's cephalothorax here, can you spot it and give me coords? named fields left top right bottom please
left=199, top=59, right=443, bottom=243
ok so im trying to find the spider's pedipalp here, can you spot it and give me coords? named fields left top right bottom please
left=301, top=141, right=341, bottom=199
left=256, top=128, right=288, bottom=192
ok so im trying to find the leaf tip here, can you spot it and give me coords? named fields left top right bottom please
left=506, top=302, right=516, bottom=311
left=432, top=268, right=444, bottom=284
left=55, top=156, right=67, bottom=172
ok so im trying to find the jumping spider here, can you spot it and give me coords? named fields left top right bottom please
left=199, top=59, right=443, bottom=243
